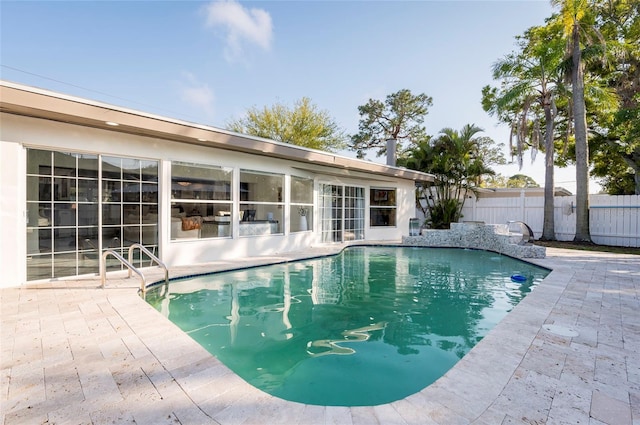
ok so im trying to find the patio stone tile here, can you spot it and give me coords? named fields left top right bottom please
left=350, top=406, right=382, bottom=425
left=590, top=389, right=632, bottom=425
left=628, top=354, right=640, bottom=386
left=173, top=406, right=221, bottom=425
left=630, top=389, right=640, bottom=424
left=173, top=363, right=236, bottom=397
left=324, top=405, right=353, bottom=425
left=597, top=326, right=625, bottom=349
left=120, top=333, right=153, bottom=359
left=196, top=383, right=260, bottom=419
left=573, top=323, right=599, bottom=348
left=111, top=363, right=163, bottom=405
left=405, top=390, right=469, bottom=425
left=374, top=402, right=414, bottom=424
left=168, top=351, right=222, bottom=381
left=0, top=366, right=10, bottom=401
left=518, top=340, right=567, bottom=380
left=107, top=315, right=134, bottom=337
left=547, top=380, right=591, bottom=424
left=43, top=363, right=84, bottom=405
left=559, top=366, right=595, bottom=389
left=241, top=396, right=306, bottom=425
left=92, top=389, right=173, bottom=423
left=47, top=404, right=93, bottom=425
left=592, top=380, right=633, bottom=406
left=472, top=406, right=507, bottom=425
left=4, top=363, right=46, bottom=413
left=10, top=333, right=43, bottom=367
left=42, top=334, right=73, bottom=367
left=181, top=374, right=243, bottom=409
left=297, top=404, right=326, bottom=425
left=3, top=404, right=49, bottom=425
left=487, top=370, right=556, bottom=425
left=89, top=406, right=138, bottom=425
left=499, top=414, right=535, bottom=424
left=594, top=346, right=629, bottom=387
left=390, top=398, right=439, bottom=425
left=40, top=315, right=68, bottom=338
left=63, top=316, right=92, bottom=337
left=428, top=366, right=504, bottom=420
left=98, top=336, right=135, bottom=363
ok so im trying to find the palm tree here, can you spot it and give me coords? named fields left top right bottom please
left=400, top=125, right=501, bottom=229
left=552, top=0, right=594, bottom=242
left=482, top=23, right=566, bottom=240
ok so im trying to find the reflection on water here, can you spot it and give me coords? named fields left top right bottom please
left=306, top=321, right=388, bottom=356
left=145, top=246, right=549, bottom=406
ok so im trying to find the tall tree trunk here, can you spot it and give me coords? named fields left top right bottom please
left=572, top=24, right=591, bottom=242
left=541, top=100, right=556, bottom=240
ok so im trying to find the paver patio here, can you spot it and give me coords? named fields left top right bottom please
left=1, top=246, right=638, bottom=424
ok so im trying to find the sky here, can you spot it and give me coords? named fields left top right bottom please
left=0, top=0, right=601, bottom=194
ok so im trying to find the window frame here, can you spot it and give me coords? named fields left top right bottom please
left=170, top=161, right=234, bottom=240
left=290, top=176, right=314, bottom=233
left=239, top=169, right=285, bottom=236
left=369, top=187, right=397, bottom=227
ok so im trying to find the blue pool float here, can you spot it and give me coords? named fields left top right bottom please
left=510, top=274, right=527, bottom=283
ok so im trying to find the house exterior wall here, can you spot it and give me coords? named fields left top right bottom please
left=1, top=113, right=417, bottom=287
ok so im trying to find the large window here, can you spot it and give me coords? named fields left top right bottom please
left=239, top=170, right=284, bottom=235
left=370, top=188, right=397, bottom=227
left=26, top=149, right=158, bottom=281
left=290, top=176, right=313, bottom=232
left=170, top=162, right=233, bottom=239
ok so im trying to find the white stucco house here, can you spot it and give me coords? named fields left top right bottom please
left=0, top=81, right=434, bottom=287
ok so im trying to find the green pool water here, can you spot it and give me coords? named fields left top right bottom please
left=145, top=246, right=549, bottom=406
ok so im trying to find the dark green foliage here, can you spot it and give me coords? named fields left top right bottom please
left=399, top=125, right=503, bottom=229
left=350, top=89, right=433, bottom=158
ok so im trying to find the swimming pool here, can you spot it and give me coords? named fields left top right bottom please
left=145, top=246, right=550, bottom=406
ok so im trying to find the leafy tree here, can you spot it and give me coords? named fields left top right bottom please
left=507, top=174, right=540, bottom=188
left=399, top=125, right=504, bottom=229
left=481, top=174, right=510, bottom=188
left=227, top=97, right=347, bottom=152
left=350, top=89, right=433, bottom=159
left=482, top=22, right=566, bottom=240
left=589, top=0, right=640, bottom=194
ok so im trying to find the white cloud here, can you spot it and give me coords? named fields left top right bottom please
left=179, top=73, right=215, bottom=119
left=203, top=0, right=273, bottom=62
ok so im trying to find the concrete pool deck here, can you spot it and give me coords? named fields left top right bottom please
left=1, top=245, right=639, bottom=424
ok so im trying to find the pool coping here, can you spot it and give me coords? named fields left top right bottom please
left=2, top=244, right=638, bottom=424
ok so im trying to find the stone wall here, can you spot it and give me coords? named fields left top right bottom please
left=402, top=222, right=546, bottom=258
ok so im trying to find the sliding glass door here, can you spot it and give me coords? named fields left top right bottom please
left=319, top=184, right=364, bottom=243
left=26, top=149, right=158, bottom=281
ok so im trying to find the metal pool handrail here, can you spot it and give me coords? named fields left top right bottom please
left=101, top=249, right=146, bottom=292
left=127, top=243, right=168, bottom=285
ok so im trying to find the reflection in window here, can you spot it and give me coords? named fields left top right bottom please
left=102, top=156, right=159, bottom=270
left=240, top=170, right=284, bottom=235
left=344, top=186, right=365, bottom=240
left=319, top=184, right=364, bottom=242
left=170, top=162, right=233, bottom=239
left=290, top=176, right=313, bottom=232
left=370, top=188, right=397, bottom=227
left=26, top=149, right=159, bottom=281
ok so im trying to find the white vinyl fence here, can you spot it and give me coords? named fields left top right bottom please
left=419, top=193, right=640, bottom=247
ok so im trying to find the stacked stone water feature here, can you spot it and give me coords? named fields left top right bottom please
left=402, top=222, right=546, bottom=258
